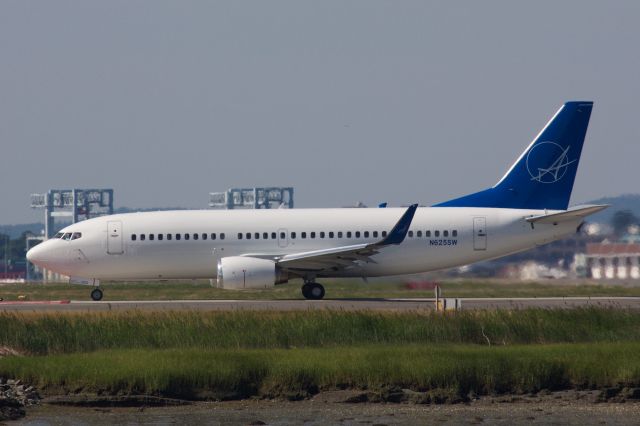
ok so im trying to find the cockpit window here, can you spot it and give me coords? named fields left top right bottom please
left=62, top=233, right=73, bottom=241
left=71, top=232, right=82, bottom=240
left=54, top=232, right=64, bottom=239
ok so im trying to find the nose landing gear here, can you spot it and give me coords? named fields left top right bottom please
left=301, top=281, right=325, bottom=300
left=90, top=288, right=103, bottom=301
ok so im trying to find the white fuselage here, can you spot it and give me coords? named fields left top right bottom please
left=29, top=207, right=578, bottom=281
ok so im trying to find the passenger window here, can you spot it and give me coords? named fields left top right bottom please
left=238, top=233, right=243, bottom=240
left=193, top=233, right=198, bottom=240
left=271, top=232, right=277, bottom=239
left=255, top=233, right=260, bottom=239
left=167, top=234, right=172, bottom=241
left=263, top=232, right=268, bottom=239
left=408, top=231, right=413, bottom=238
left=347, top=231, right=352, bottom=238
left=176, top=234, right=181, bottom=241
left=158, top=234, right=164, bottom=241
left=426, top=231, right=431, bottom=237
left=185, top=233, right=190, bottom=241
left=131, top=234, right=137, bottom=241
left=246, top=233, right=252, bottom=240
left=373, top=231, right=378, bottom=238
left=291, top=232, right=296, bottom=239
left=435, top=231, right=440, bottom=237
left=140, top=234, right=146, bottom=241
left=220, top=233, right=225, bottom=240
left=452, top=230, right=458, bottom=237
left=329, top=231, right=334, bottom=238
left=338, top=231, right=343, bottom=238
left=211, top=233, right=216, bottom=240
left=417, top=231, right=422, bottom=237
left=364, top=231, right=369, bottom=238
left=71, top=232, right=82, bottom=240
left=355, top=231, right=361, bottom=238
left=149, top=234, right=155, bottom=241
left=444, top=230, right=449, bottom=237
left=202, top=233, right=207, bottom=240
left=280, top=232, right=286, bottom=239
left=311, top=232, right=316, bottom=239
left=301, top=232, right=307, bottom=239
left=382, top=231, right=387, bottom=237
left=320, top=232, right=325, bottom=239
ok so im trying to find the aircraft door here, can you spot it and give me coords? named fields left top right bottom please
left=473, top=217, right=487, bottom=251
left=107, top=221, right=124, bottom=255
left=277, top=228, right=288, bottom=248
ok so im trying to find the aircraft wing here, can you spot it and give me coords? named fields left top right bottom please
left=525, top=204, right=609, bottom=224
left=275, top=204, right=418, bottom=272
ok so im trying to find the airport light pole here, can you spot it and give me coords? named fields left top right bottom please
left=2, top=235, right=8, bottom=275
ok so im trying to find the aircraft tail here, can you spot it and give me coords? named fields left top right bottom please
left=434, top=101, right=593, bottom=210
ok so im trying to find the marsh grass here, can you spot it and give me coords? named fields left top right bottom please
left=1, top=343, right=639, bottom=399
left=1, top=308, right=639, bottom=355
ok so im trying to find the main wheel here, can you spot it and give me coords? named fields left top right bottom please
left=306, top=283, right=325, bottom=300
left=90, top=288, right=103, bottom=301
left=301, top=283, right=312, bottom=299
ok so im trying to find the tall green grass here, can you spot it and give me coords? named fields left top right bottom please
left=1, top=308, right=640, bottom=355
left=1, top=344, right=639, bottom=399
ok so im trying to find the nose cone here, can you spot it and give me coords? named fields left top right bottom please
left=27, top=240, right=86, bottom=276
left=26, top=244, right=47, bottom=266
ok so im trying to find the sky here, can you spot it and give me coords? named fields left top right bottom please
left=1, top=1, right=639, bottom=224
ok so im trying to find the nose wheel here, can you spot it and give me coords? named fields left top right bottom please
left=90, top=288, right=103, bottom=301
left=302, top=282, right=325, bottom=300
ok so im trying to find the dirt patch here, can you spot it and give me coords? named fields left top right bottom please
left=44, top=394, right=192, bottom=407
left=22, top=397, right=640, bottom=426
left=0, top=346, right=22, bottom=358
left=17, top=386, right=640, bottom=409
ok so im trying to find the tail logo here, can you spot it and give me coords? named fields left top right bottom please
left=526, top=141, right=577, bottom=184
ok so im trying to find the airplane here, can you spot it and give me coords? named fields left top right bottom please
left=27, top=101, right=607, bottom=301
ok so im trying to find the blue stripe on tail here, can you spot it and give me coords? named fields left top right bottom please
left=434, top=101, right=593, bottom=210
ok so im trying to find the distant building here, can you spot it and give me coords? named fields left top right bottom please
left=585, top=242, right=640, bottom=279
left=209, top=187, right=293, bottom=210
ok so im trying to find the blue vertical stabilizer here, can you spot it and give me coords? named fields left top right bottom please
left=434, top=101, right=593, bottom=210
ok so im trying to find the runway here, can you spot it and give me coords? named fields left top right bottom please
left=1, top=297, right=640, bottom=312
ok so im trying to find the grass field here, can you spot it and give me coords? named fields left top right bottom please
left=1, top=308, right=640, bottom=400
left=1, top=308, right=639, bottom=355
left=1, top=278, right=640, bottom=301
left=1, top=344, right=639, bottom=400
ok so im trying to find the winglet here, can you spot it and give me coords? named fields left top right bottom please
left=379, top=204, right=418, bottom=245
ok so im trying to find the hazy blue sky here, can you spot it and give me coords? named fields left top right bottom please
left=1, top=1, right=639, bottom=224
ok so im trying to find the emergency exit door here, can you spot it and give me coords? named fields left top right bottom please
left=473, top=217, right=487, bottom=251
left=107, top=221, right=124, bottom=255
left=277, top=228, right=289, bottom=248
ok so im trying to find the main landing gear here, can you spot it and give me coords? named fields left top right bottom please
left=301, top=281, right=325, bottom=300
left=90, top=288, right=103, bottom=301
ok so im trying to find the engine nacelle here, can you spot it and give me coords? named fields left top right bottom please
left=216, top=256, right=288, bottom=289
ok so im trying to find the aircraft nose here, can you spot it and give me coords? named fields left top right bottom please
left=26, top=244, right=47, bottom=266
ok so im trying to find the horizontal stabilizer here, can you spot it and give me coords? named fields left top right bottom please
left=525, top=204, right=609, bottom=224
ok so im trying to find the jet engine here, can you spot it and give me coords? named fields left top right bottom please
left=216, top=256, right=289, bottom=289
